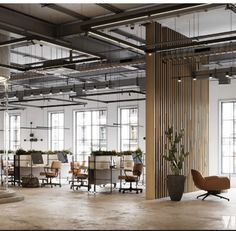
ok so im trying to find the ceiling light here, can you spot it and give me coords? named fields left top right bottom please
left=225, top=72, right=230, bottom=78
left=30, top=92, right=34, bottom=97
left=59, top=89, right=63, bottom=94
left=93, top=85, right=97, bottom=90
left=209, top=73, right=213, bottom=80
left=70, top=88, right=74, bottom=93
left=49, top=89, right=53, bottom=95
left=88, top=31, right=144, bottom=54
left=192, top=75, right=197, bottom=81
left=40, top=92, right=43, bottom=96
left=178, top=77, right=182, bottom=83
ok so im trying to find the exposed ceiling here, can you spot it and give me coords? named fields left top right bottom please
left=0, top=3, right=235, bottom=108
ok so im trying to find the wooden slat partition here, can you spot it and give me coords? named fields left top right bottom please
left=146, top=22, right=209, bottom=199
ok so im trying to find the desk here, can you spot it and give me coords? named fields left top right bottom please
left=88, top=155, right=123, bottom=193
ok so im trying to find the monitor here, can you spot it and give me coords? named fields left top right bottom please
left=57, top=152, right=68, bottom=163
left=31, top=153, right=44, bottom=165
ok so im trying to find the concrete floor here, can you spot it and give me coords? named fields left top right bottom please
left=0, top=182, right=236, bottom=230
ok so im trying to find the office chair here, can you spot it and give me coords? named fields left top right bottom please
left=41, top=160, right=62, bottom=187
left=69, top=161, right=89, bottom=190
left=191, top=169, right=230, bottom=201
left=119, top=163, right=143, bottom=194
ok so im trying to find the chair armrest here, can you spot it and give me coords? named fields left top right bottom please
left=44, top=166, right=51, bottom=172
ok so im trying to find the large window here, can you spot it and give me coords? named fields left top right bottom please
left=120, top=107, right=138, bottom=151
left=221, top=101, right=236, bottom=174
left=48, top=112, right=64, bottom=151
left=8, top=114, right=20, bottom=151
left=74, top=110, right=107, bottom=161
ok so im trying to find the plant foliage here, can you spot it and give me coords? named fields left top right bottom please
left=162, top=126, right=189, bottom=175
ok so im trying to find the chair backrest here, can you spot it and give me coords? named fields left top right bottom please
left=70, top=161, right=81, bottom=174
left=191, top=169, right=205, bottom=190
left=133, top=163, right=143, bottom=177
left=51, top=160, right=61, bottom=170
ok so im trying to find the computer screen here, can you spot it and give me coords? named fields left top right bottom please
left=31, top=153, right=44, bottom=165
left=57, top=152, right=68, bottom=163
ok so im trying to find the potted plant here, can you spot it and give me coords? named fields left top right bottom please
left=162, top=126, right=189, bottom=201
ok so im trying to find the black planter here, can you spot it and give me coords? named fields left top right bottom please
left=167, top=175, right=186, bottom=201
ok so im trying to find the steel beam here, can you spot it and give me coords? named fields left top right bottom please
left=39, top=102, right=86, bottom=108
left=0, top=37, right=34, bottom=48
left=0, top=7, right=103, bottom=59
left=70, top=90, right=145, bottom=98
left=58, top=4, right=205, bottom=37
left=96, top=4, right=123, bottom=14
left=42, top=4, right=90, bottom=21
left=0, top=6, right=56, bottom=38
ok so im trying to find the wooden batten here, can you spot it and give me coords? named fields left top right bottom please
left=146, top=22, right=209, bottom=199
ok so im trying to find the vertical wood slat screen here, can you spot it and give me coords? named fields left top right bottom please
left=146, top=22, right=209, bottom=199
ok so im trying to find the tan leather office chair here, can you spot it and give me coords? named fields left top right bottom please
left=69, top=161, right=89, bottom=190
left=191, top=169, right=230, bottom=201
left=41, top=160, right=62, bottom=187
left=119, top=163, right=143, bottom=194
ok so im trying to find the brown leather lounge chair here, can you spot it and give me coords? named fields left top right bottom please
left=191, top=169, right=230, bottom=201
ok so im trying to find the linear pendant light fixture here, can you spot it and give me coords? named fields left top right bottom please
left=87, top=30, right=145, bottom=54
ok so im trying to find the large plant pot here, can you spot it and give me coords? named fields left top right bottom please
left=167, top=175, right=185, bottom=201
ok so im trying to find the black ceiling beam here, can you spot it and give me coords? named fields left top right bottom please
left=41, top=4, right=90, bottom=21
left=0, top=7, right=103, bottom=59
left=58, top=4, right=206, bottom=37
left=8, top=97, right=75, bottom=104
left=0, top=6, right=56, bottom=38
left=8, top=103, right=41, bottom=108
left=75, top=97, right=107, bottom=104
left=0, top=63, right=25, bottom=71
left=105, top=98, right=146, bottom=104
left=71, top=90, right=145, bottom=98
left=96, top=4, right=124, bottom=14
left=0, top=36, right=34, bottom=48
left=39, top=102, right=86, bottom=108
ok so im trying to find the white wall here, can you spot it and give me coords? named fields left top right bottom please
left=0, top=92, right=146, bottom=155
left=209, top=79, right=236, bottom=175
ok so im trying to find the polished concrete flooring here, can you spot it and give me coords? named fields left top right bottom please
left=0, top=181, right=236, bottom=230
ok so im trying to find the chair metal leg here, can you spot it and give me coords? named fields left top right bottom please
left=197, top=191, right=230, bottom=201
left=202, top=193, right=210, bottom=200
left=197, top=192, right=208, bottom=199
left=212, top=193, right=230, bottom=201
